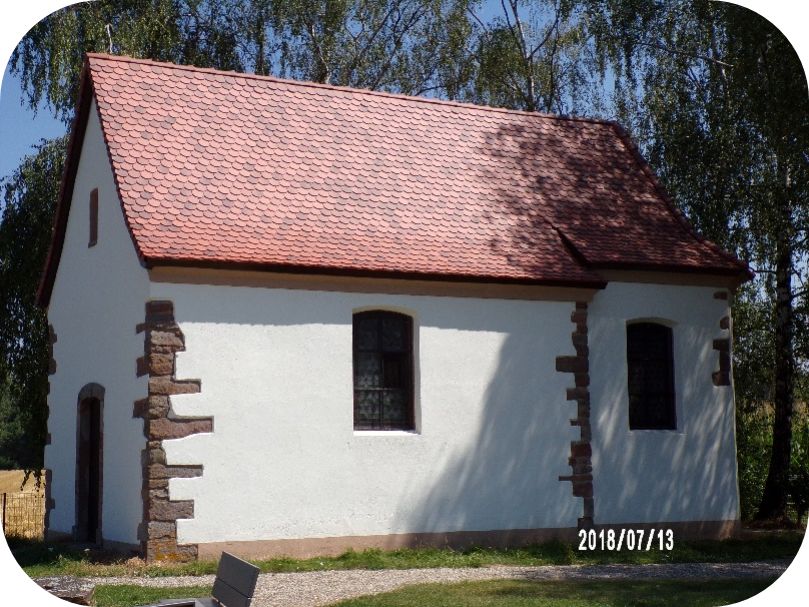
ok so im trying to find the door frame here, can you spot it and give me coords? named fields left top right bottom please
left=74, top=382, right=105, bottom=544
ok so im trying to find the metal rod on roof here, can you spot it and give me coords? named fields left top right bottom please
left=105, top=23, right=114, bottom=54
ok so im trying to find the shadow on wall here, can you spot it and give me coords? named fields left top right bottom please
left=395, top=326, right=579, bottom=539
left=388, top=117, right=605, bottom=542
left=396, top=116, right=738, bottom=541
left=590, top=313, right=738, bottom=523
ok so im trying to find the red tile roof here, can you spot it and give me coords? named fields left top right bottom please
left=39, top=54, right=749, bottom=305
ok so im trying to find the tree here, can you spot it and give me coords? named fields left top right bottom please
left=262, top=0, right=474, bottom=95
left=11, top=0, right=247, bottom=125
left=0, top=138, right=66, bottom=470
left=467, top=0, right=595, bottom=114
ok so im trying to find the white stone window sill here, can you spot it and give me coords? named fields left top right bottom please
left=353, top=430, right=420, bottom=437
left=628, top=429, right=686, bottom=436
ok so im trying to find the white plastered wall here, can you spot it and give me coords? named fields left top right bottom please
left=149, top=282, right=581, bottom=543
left=588, top=282, right=739, bottom=524
left=45, top=99, right=149, bottom=544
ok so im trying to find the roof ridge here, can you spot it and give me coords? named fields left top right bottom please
left=85, top=52, right=615, bottom=127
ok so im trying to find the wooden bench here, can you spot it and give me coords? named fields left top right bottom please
left=144, top=552, right=261, bottom=607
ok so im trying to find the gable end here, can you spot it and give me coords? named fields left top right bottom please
left=37, top=59, right=145, bottom=308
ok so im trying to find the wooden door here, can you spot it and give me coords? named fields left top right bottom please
left=76, top=397, right=102, bottom=543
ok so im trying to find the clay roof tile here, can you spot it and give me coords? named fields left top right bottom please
left=38, top=54, right=750, bottom=306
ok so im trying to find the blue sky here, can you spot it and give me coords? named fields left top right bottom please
left=0, top=64, right=66, bottom=181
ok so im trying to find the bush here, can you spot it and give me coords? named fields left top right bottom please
left=735, top=406, right=773, bottom=521
left=790, top=410, right=809, bottom=525
left=736, top=402, right=809, bottom=523
left=790, top=468, right=809, bottom=524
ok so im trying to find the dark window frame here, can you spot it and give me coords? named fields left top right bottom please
left=352, top=310, right=415, bottom=431
left=88, top=188, right=98, bottom=247
left=626, top=321, right=677, bottom=431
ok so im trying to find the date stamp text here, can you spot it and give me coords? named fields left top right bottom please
left=577, top=528, right=674, bottom=551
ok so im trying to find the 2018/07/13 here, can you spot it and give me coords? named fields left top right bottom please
left=578, top=528, right=674, bottom=551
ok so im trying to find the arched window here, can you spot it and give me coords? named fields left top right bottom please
left=626, top=322, right=676, bottom=430
left=353, top=310, right=414, bottom=430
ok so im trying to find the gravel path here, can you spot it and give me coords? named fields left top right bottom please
left=75, top=560, right=789, bottom=607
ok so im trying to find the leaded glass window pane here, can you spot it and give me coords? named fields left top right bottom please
left=353, top=311, right=414, bottom=430
left=627, top=322, right=676, bottom=430
left=355, top=353, right=382, bottom=388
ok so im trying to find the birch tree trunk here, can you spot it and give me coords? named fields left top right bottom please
left=757, top=214, right=795, bottom=521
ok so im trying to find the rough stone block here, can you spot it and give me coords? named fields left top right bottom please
left=570, top=441, right=592, bottom=458
left=148, top=330, right=185, bottom=349
left=151, top=500, right=194, bottom=521
left=165, top=465, right=204, bottom=478
left=148, top=463, right=170, bottom=480
left=148, top=395, right=171, bottom=418
left=572, top=333, right=588, bottom=348
left=574, top=372, right=590, bottom=387
left=145, top=300, right=175, bottom=321
left=133, top=398, right=148, bottom=418
left=149, top=353, right=175, bottom=376
left=571, top=310, right=587, bottom=324
left=556, top=356, right=586, bottom=373
left=148, top=487, right=169, bottom=502
left=566, top=387, right=588, bottom=401
left=148, top=478, right=169, bottom=490
left=136, top=356, right=148, bottom=377
left=148, top=448, right=166, bottom=466
left=580, top=425, right=592, bottom=442
left=572, top=481, right=593, bottom=498
left=146, top=521, right=176, bottom=540
left=149, top=418, right=212, bottom=440
left=149, top=378, right=200, bottom=396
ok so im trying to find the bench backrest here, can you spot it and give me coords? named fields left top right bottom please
left=212, top=552, right=261, bottom=607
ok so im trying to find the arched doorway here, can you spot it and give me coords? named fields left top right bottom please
left=75, top=383, right=104, bottom=544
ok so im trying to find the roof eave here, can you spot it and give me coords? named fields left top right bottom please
left=145, top=257, right=610, bottom=291
left=593, top=260, right=753, bottom=288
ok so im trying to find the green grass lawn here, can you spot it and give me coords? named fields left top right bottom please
left=90, top=579, right=777, bottom=607
left=92, top=584, right=211, bottom=607
left=7, top=532, right=803, bottom=579
left=329, top=579, right=778, bottom=607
